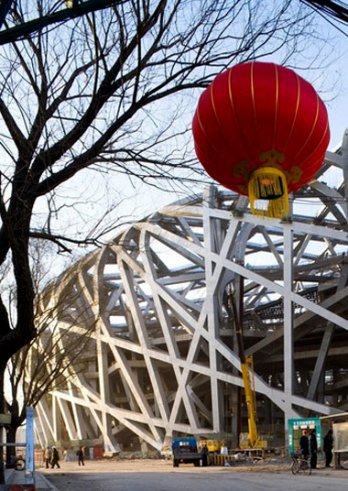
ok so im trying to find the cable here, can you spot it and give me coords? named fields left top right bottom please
left=301, top=0, right=348, bottom=23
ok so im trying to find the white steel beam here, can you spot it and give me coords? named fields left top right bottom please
left=32, top=138, right=348, bottom=452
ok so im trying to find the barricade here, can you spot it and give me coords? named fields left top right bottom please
left=210, top=454, right=236, bottom=466
left=210, top=448, right=266, bottom=466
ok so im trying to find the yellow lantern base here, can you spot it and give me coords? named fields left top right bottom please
left=248, top=166, right=289, bottom=219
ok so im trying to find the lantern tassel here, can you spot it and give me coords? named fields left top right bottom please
left=248, top=166, right=289, bottom=218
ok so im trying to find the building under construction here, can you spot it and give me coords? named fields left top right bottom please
left=34, top=132, right=348, bottom=453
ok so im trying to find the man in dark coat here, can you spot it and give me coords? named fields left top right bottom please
left=310, top=429, right=318, bottom=469
left=51, top=446, right=60, bottom=469
left=299, top=429, right=309, bottom=459
left=76, top=447, right=85, bottom=466
left=201, top=444, right=209, bottom=467
left=324, top=429, right=333, bottom=468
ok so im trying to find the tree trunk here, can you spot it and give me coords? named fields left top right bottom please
left=5, top=426, right=17, bottom=469
left=0, top=364, right=5, bottom=484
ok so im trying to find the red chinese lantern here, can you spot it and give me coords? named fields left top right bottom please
left=192, top=62, right=330, bottom=218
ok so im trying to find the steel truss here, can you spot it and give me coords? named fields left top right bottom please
left=34, top=131, right=348, bottom=452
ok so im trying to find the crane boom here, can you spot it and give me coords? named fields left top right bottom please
left=227, top=279, right=266, bottom=449
left=241, top=356, right=258, bottom=448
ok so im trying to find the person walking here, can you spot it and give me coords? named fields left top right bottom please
left=324, top=429, right=334, bottom=468
left=51, top=446, right=61, bottom=469
left=310, top=429, right=318, bottom=469
left=201, top=444, right=209, bottom=467
left=76, top=447, right=85, bottom=466
left=299, top=429, right=309, bottom=459
left=44, top=446, right=52, bottom=469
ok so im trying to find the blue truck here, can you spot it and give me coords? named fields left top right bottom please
left=172, top=437, right=201, bottom=467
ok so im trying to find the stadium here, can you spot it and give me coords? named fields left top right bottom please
left=33, top=133, right=348, bottom=454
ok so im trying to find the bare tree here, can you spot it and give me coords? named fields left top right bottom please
left=2, top=239, right=95, bottom=466
left=0, top=0, right=331, bottom=482
left=0, top=1, right=120, bottom=41
left=5, top=300, right=95, bottom=467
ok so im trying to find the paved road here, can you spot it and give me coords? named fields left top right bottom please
left=41, top=460, right=348, bottom=491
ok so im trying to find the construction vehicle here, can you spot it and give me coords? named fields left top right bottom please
left=239, top=355, right=267, bottom=449
left=198, top=438, right=224, bottom=454
left=172, top=437, right=201, bottom=467
left=227, top=281, right=267, bottom=449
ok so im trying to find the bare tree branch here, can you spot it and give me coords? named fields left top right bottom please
left=0, top=0, right=337, bottom=481
left=0, top=0, right=125, bottom=45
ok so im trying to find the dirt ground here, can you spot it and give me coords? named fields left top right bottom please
left=40, top=457, right=348, bottom=491
left=38, top=455, right=333, bottom=474
left=8, top=450, right=348, bottom=491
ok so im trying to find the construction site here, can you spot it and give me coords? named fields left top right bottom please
left=28, top=130, right=348, bottom=455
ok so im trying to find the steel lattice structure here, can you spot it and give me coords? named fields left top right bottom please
left=34, top=131, right=348, bottom=453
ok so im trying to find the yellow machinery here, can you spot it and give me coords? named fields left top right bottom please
left=227, top=281, right=267, bottom=450
left=239, top=356, right=267, bottom=449
left=198, top=439, right=224, bottom=453
left=240, top=356, right=257, bottom=447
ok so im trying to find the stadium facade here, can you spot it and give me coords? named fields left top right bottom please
left=34, top=132, right=348, bottom=452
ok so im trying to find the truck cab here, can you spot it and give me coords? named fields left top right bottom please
left=172, top=437, right=201, bottom=468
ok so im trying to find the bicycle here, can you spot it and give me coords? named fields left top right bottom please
left=291, top=452, right=312, bottom=475
left=15, top=455, right=25, bottom=471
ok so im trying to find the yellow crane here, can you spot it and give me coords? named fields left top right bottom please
left=227, top=281, right=267, bottom=449
left=240, top=355, right=258, bottom=447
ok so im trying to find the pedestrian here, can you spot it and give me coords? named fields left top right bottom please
left=76, top=447, right=85, bottom=466
left=324, top=429, right=333, bottom=468
left=44, top=446, right=52, bottom=469
left=51, top=446, right=61, bottom=469
left=310, top=429, right=318, bottom=469
left=201, top=444, right=208, bottom=467
left=299, top=429, right=309, bottom=459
